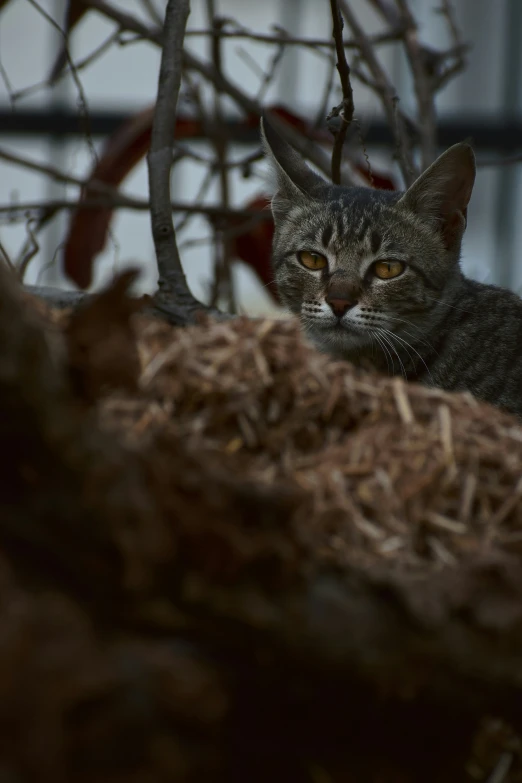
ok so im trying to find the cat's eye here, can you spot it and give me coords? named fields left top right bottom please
left=298, top=251, right=328, bottom=271
left=373, top=260, right=405, bottom=280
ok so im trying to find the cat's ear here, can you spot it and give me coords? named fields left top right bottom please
left=260, top=115, right=327, bottom=205
left=398, top=143, right=476, bottom=250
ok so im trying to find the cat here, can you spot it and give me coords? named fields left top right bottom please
left=261, top=115, right=522, bottom=419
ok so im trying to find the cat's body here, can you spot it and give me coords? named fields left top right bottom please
left=261, top=117, right=522, bottom=418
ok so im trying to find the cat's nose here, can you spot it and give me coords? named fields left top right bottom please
left=326, top=297, right=357, bottom=318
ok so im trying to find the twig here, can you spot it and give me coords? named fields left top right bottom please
left=395, top=0, right=437, bottom=169
left=327, top=0, right=355, bottom=184
left=435, top=0, right=468, bottom=90
left=337, top=0, right=417, bottom=185
left=0, top=198, right=270, bottom=221
left=16, top=218, right=40, bottom=281
left=0, top=144, right=108, bottom=192
left=87, top=0, right=163, bottom=44
left=174, top=166, right=217, bottom=234
left=26, top=0, right=97, bottom=163
left=206, top=2, right=236, bottom=314
left=147, top=0, right=193, bottom=300
left=86, top=0, right=362, bottom=186
left=183, top=25, right=407, bottom=51
left=438, top=0, right=462, bottom=51
left=173, top=145, right=263, bottom=170
left=314, top=53, right=337, bottom=130
left=14, top=30, right=121, bottom=102
left=0, top=53, right=15, bottom=109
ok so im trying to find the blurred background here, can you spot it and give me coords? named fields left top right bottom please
left=1, top=0, right=522, bottom=315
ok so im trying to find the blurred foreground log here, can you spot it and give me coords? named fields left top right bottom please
left=2, top=266, right=522, bottom=782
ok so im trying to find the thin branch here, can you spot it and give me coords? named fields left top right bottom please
left=0, top=145, right=104, bottom=191
left=338, top=0, right=417, bottom=185
left=434, top=0, right=468, bottom=90
left=438, top=0, right=463, bottom=51
left=87, top=0, right=163, bottom=45
left=393, top=0, right=438, bottom=168
left=183, top=24, right=407, bottom=51
left=206, top=2, right=236, bottom=313
left=0, top=53, right=15, bottom=109
left=86, top=0, right=362, bottom=186
left=13, top=30, right=121, bottom=102
left=327, top=0, right=355, bottom=185
left=17, top=218, right=40, bottom=281
left=147, top=0, right=193, bottom=300
left=314, top=52, right=337, bottom=130
left=26, top=0, right=97, bottom=162
left=0, top=198, right=268, bottom=221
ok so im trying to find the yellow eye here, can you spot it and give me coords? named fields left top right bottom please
left=298, top=251, right=328, bottom=271
left=373, top=260, right=405, bottom=280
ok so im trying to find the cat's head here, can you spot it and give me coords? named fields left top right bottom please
left=261, top=116, right=476, bottom=357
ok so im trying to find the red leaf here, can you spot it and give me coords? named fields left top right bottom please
left=64, top=109, right=205, bottom=289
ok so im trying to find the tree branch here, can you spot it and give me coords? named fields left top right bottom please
left=147, top=0, right=199, bottom=313
left=0, top=197, right=268, bottom=221
left=338, top=0, right=417, bottom=186
left=328, top=0, right=355, bottom=185
left=372, top=0, right=437, bottom=170
left=86, top=0, right=362, bottom=186
left=184, top=23, right=407, bottom=51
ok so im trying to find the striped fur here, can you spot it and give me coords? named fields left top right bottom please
left=262, top=117, right=522, bottom=419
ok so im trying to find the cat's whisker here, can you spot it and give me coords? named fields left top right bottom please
left=370, top=330, right=393, bottom=376
left=422, top=295, right=473, bottom=314
left=388, top=315, right=440, bottom=356
left=380, top=329, right=418, bottom=377
left=380, top=328, right=435, bottom=386
left=376, top=329, right=406, bottom=379
left=401, top=329, right=439, bottom=358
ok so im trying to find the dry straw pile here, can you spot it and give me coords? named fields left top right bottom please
left=3, top=277, right=522, bottom=783
left=101, top=312, right=522, bottom=574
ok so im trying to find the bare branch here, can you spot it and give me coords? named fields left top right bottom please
left=435, top=0, right=468, bottom=90
left=184, top=24, right=407, bottom=51
left=370, top=0, right=437, bottom=170
left=396, top=0, right=437, bottom=168
left=17, top=218, right=40, bottom=281
left=26, top=0, right=97, bottom=160
left=86, top=0, right=363, bottom=186
left=337, top=0, right=417, bottom=185
left=147, top=0, right=196, bottom=307
left=87, top=0, right=163, bottom=44
left=0, top=198, right=268, bottom=222
left=206, top=2, right=236, bottom=313
left=327, top=0, right=355, bottom=185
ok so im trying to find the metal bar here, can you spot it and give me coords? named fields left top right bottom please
left=1, top=108, right=522, bottom=151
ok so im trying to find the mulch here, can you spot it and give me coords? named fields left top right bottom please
left=4, top=278, right=522, bottom=783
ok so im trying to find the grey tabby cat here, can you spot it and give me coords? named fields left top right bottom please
left=261, top=116, right=522, bottom=419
